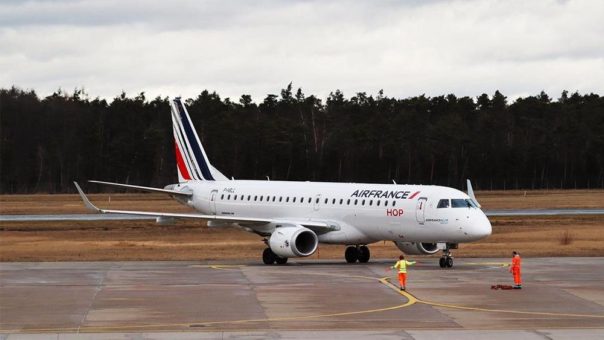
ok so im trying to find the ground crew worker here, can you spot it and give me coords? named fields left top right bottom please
left=509, top=251, right=522, bottom=289
left=392, top=255, right=416, bottom=291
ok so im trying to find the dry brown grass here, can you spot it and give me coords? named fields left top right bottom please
left=1, top=190, right=604, bottom=261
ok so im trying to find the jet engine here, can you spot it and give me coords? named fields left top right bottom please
left=269, top=226, right=318, bottom=258
left=394, top=241, right=440, bottom=255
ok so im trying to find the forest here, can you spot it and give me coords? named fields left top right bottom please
left=1, top=85, right=603, bottom=194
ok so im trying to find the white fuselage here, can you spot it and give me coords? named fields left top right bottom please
left=174, top=180, right=492, bottom=245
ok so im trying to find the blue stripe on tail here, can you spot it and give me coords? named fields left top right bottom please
left=174, top=100, right=215, bottom=181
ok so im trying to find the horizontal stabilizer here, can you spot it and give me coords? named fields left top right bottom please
left=88, top=180, right=192, bottom=196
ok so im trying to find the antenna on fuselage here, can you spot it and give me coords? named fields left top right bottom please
left=266, top=176, right=270, bottom=181
left=392, top=179, right=397, bottom=184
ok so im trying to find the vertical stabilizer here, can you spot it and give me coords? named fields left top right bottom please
left=170, top=98, right=226, bottom=182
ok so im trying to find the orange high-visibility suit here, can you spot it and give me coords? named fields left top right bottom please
left=392, top=259, right=416, bottom=289
left=509, top=254, right=522, bottom=286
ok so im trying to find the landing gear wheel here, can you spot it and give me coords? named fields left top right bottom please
left=262, top=248, right=276, bottom=265
left=440, top=256, right=453, bottom=268
left=275, top=256, right=288, bottom=265
left=358, top=245, right=370, bottom=263
left=345, top=246, right=359, bottom=263
left=440, top=243, right=454, bottom=268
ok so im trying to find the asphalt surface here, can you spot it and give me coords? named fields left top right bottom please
left=1, top=258, right=603, bottom=339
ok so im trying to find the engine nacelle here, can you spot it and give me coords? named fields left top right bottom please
left=269, top=226, right=318, bottom=258
left=156, top=216, right=177, bottom=225
left=394, top=241, right=440, bottom=255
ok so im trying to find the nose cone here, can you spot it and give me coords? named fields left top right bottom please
left=474, top=212, right=492, bottom=240
left=464, top=211, right=492, bottom=241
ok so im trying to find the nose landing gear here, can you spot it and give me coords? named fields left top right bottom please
left=439, top=244, right=455, bottom=268
left=439, top=255, right=453, bottom=268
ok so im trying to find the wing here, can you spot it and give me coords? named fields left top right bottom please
left=74, top=182, right=337, bottom=233
left=485, top=209, right=604, bottom=216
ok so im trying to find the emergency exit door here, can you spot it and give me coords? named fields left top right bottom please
left=415, top=197, right=427, bottom=224
left=209, top=190, right=218, bottom=215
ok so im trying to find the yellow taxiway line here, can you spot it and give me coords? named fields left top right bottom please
left=2, top=262, right=603, bottom=333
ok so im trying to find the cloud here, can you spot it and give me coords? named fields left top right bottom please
left=1, top=0, right=602, bottom=101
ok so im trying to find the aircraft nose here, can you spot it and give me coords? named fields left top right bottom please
left=465, top=211, right=491, bottom=240
left=475, top=213, right=492, bottom=239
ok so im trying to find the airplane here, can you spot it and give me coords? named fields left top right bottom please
left=73, top=97, right=492, bottom=268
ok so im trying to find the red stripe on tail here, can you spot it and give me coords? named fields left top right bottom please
left=174, top=140, right=192, bottom=180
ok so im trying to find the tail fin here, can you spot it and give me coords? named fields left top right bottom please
left=170, top=98, right=228, bottom=182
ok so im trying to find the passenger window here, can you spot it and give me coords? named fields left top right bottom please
left=308, top=197, right=312, bottom=203
left=354, top=199, right=358, bottom=205
left=362, top=200, right=365, bottom=206
left=286, top=197, right=289, bottom=202
left=437, top=199, right=450, bottom=208
left=248, top=195, right=251, bottom=201
left=347, top=199, right=350, bottom=205
left=293, top=197, right=296, bottom=203
left=339, top=199, right=343, bottom=205
left=221, top=194, right=224, bottom=200
left=324, top=198, right=328, bottom=204
left=392, top=201, right=396, bottom=206
left=369, top=200, right=373, bottom=206
left=278, top=197, right=282, bottom=202
left=260, top=196, right=264, bottom=202
left=316, top=198, right=320, bottom=204
left=233, top=195, right=237, bottom=200
left=227, top=195, right=231, bottom=200
left=377, top=200, right=381, bottom=206
left=254, top=196, right=257, bottom=201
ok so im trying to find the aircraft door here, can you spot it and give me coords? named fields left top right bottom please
left=313, top=194, right=321, bottom=211
left=415, top=197, right=427, bottom=225
left=209, top=189, right=218, bottom=215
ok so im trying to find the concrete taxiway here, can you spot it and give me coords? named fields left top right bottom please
left=1, top=258, right=603, bottom=339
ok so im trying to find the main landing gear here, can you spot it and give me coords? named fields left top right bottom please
left=262, top=247, right=288, bottom=265
left=345, top=245, right=370, bottom=263
left=439, top=244, right=455, bottom=268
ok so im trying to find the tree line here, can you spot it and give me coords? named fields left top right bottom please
left=1, top=85, right=603, bottom=194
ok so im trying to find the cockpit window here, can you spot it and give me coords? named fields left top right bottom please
left=451, top=199, right=478, bottom=208
left=466, top=199, right=479, bottom=208
left=437, top=199, right=450, bottom=208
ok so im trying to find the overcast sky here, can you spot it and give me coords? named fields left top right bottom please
left=1, top=0, right=602, bottom=102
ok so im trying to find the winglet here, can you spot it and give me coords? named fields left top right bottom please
left=73, top=182, right=102, bottom=213
left=466, top=179, right=481, bottom=208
